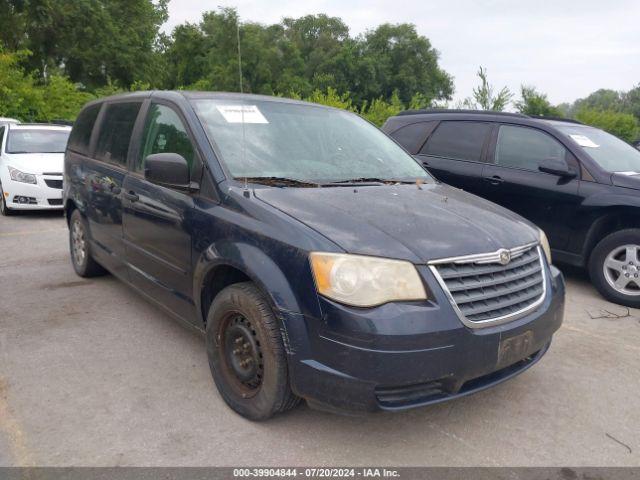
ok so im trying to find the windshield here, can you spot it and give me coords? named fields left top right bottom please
left=192, top=99, right=432, bottom=184
left=6, top=129, right=70, bottom=154
left=556, top=124, right=640, bottom=173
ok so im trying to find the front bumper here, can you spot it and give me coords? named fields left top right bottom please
left=283, top=263, right=565, bottom=413
left=3, top=174, right=64, bottom=210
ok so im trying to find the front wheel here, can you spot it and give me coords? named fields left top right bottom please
left=205, top=282, right=299, bottom=420
left=589, top=229, right=640, bottom=308
left=0, top=185, right=14, bottom=216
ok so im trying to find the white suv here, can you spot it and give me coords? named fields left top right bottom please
left=0, top=123, right=71, bottom=215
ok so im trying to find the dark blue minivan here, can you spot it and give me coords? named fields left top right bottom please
left=64, top=92, right=565, bottom=420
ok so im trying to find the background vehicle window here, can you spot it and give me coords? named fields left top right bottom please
left=495, top=125, right=566, bottom=171
left=389, top=121, right=437, bottom=154
left=95, top=102, right=141, bottom=165
left=421, top=121, right=491, bottom=162
left=0, top=126, right=5, bottom=150
left=137, top=104, right=195, bottom=174
left=68, top=104, right=101, bottom=155
left=6, top=129, right=70, bottom=153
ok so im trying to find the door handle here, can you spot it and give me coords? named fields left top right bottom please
left=484, top=175, right=504, bottom=185
left=123, top=191, right=139, bottom=202
left=422, top=160, right=429, bottom=167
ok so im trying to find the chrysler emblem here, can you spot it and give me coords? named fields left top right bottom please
left=498, top=249, right=511, bottom=265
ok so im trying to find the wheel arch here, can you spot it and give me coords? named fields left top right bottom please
left=583, top=208, right=640, bottom=263
left=64, top=198, right=77, bottom=226
left=194, top=242, right=306, bottom=330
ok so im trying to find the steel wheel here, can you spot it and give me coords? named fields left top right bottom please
left=603, top=244, right=640, bottom=296
left=71, top=217, right=87, bottom=267
left=220, top=312, right=264, bottom=397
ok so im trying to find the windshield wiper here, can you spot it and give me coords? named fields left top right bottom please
left=236, top=176, right=321, bottom=188
left=327, top=177, right=418, bottom=185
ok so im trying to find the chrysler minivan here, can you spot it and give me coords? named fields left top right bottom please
left=64, top=92, right=565, bottom=420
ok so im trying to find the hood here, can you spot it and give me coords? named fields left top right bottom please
left=611, top=172, right=640, bottom=190
left=255, top=183, right=538, bottom=263
left=4, top=153, right=64, bottom=175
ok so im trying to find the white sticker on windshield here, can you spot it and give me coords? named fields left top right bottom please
left=570, top=134, right=599, bottom=148
left=216, top=105, right=268, bottom=124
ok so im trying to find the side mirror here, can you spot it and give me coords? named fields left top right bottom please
left=538, top=158, right=576, bottom=178
left=144, top=153, right=198, bottom=191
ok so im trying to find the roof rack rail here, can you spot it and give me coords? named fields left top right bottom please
left=529, top=115, right=583, bottom=125
left=396, top=109, right=530, bottom=119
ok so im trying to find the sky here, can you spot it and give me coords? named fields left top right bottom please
left=163, top=0, right=640, bottom=106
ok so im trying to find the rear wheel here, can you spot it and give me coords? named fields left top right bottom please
left=69, top=209, right=106, bottom=277
left=589, top=229, right=640, bottom=308
left=205, top=282, right=299, bottom=420
left=0, top=185, right=14, bottom=216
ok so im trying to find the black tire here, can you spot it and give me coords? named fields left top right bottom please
left=205, top=282, right=299, bottom=420
left=589, top=228, right=640, bottom=308
left=69, top=209, right=106, bottom=277
left=0, top=185, right=14, bottom=216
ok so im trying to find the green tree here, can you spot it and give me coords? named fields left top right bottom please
left=305, top=87, right=354, bottom=111
left=358, top=23, right=453, bottom=106
left=1, top=0, right=168, bottom=89
left=574, top=89, right=624, bottom=114
left=575, top=108, right=640, bottom=143
left=360, top=91, right=404, bottom=126
left=0, top=49, right=43, bottom=120
left=623, top=84, right=640, bottom=122
left=515, top=86, right=561, bottom=116
left=461, top=66, right=512, bottom=111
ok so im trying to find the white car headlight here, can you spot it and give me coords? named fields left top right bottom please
left=309, top=252, right=427, bottom=307
left=539, top=229, right=552, bottom=264
left=8, top=166, right=37, bottom=184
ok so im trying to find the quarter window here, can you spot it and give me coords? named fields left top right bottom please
left=95, top=102, right=141, bottom=166
left=389, top=121, right=437, bottom=154
left=68, top=103, right=101, bottom=155
left=495, top=125, right=567, bottom=171
left=137, top=104, right=196, bottom=174
left=421, top=121, right=491, bottom=162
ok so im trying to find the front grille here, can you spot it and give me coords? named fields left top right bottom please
left=430, top=244, right=545, bottom=326
left=47, top=198, right=63, bottom=206
left=44, top=179, right=63, bottom=189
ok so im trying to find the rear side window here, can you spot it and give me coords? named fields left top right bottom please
left=495, top=125, right=567, bottom=171
left=95, top=102, right=141, bottom=165
left=421, top=121, right=492, bottom=162
left=389, top=121, right=437, bottom=154
left=68, top=104, right=101, bottom=155
left=0, top=126, right=5, bottom=150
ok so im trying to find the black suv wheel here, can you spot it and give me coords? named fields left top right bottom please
left=205, top=282, right=299, bottom=420
left=589, top=229, right=640, bottom=308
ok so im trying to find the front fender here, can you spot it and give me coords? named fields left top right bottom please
left=193, top=240, right=317, bottom=325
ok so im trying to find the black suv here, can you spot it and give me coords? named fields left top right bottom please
left=64, top=93, right=564, bottom=419
left=383, top=110, right=640, bottom=307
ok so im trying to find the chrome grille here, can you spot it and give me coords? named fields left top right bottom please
left=430, top=243, right=545, bottom=327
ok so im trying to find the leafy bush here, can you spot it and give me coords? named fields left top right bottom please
left=575, top=108, right=640, bottom=143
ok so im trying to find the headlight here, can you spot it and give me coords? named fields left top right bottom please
left=539, top=229, right=552, bottom=264
left=309, top=252, right=427, bottom=307
left=8, top=166, right=37, bottom=184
